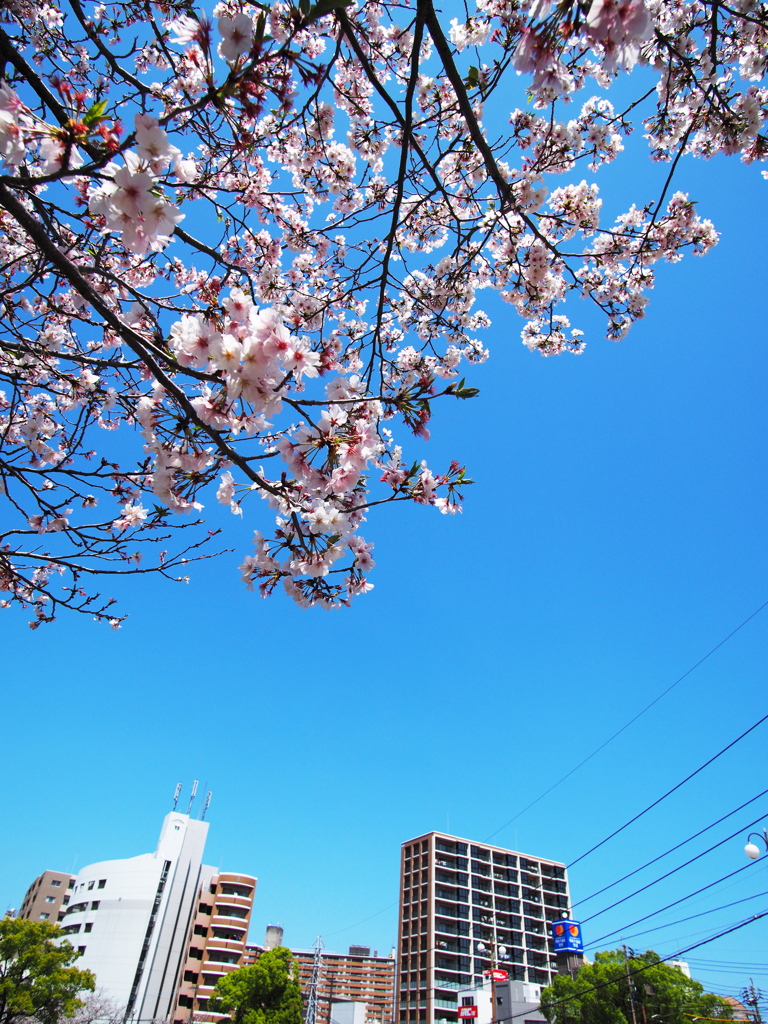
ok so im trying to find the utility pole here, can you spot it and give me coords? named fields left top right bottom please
left=623, top=947, right=639, bottom=1024
left=742, top=980, right=764, bottom=1024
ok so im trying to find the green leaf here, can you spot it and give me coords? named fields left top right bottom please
left=83, top=99, right=108, bottom=127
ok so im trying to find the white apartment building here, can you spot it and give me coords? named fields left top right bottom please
left=59, top=811, right=214, bottom=1023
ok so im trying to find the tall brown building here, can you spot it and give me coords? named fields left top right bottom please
left=172, top=871, right=257, bottom=1023
left=396, top=833, right=571, bottom=1024
left=241, top=943, right=396, bottom=1024
left=17, top=870, right=76, bottom=924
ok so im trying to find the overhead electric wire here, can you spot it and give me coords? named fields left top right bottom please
left=689, top=956, right=768, bottom=963
left=573, top=786, right=768, bottom=908
left=323, top=900, right=399, bottom=937
left=484, top=598, right=768, bottom=844
left=600, top=888, right=768, bottom=944
left=583, top=860, right=756, bottom=948
left=568, top=711, right=768, bottom=869
left=500, top=908, right=768, bottom=1023
left=580, top=810, right=768, bottom=923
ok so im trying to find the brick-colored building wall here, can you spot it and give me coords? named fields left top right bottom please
left=243, top=945, right=396, bottom=1024
left=172, top=872, right=257, bottom=1023
left=17, top=870, right=76, bottom=925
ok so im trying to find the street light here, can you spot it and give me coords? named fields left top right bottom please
left=744, top=828, right=768, bottom=860
left=475, top=940, right=509, bottom=1024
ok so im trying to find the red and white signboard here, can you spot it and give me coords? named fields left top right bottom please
left=458, top=1008, right=478, bottom=1019
left=483, top=969, right=509, bottom=981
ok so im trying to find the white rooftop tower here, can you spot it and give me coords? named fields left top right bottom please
left=60, top=811, right=214, bottom=1022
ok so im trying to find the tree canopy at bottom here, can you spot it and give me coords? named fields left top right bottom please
left=540, top=949, right=733, bottom=1024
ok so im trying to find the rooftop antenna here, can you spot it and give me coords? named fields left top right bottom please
left=201, top=791, right=212, bottom=821
left=187, top=780, right=198, bottom=815
left=172, top=783, right=182, bottom=811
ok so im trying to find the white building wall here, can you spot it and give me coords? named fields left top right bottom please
left=331, top=1003, right=369, bottom=1024
left=60, top=813, right=212, bottom=1022
left=456, top=980, right=545, bottom=1024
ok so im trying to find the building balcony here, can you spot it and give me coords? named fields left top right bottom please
left=213, top=894, right=252, bottom=910
left=205, top=940, right=246, bottom=954
left=210, top=913, right=249, bottom=929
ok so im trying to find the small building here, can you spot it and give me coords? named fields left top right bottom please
left=455, top=978, right=545, bottom=1024
left=17, top=870, right=76, bottom=924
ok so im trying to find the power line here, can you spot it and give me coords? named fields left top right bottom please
left=580, top=811, right=768, bottom=924
left=485, top=599, right=768, bottom=844
left=501, top=908, right=768, bottom=1023
left=573, top=787, right=768, bottom=908
left=323, top=901, right=398, bottom=938
left=568, top=711, right=768, bottom=870
left=603, top=889, right=768, bottom=945
left=584, top=860, right=756, bottom=948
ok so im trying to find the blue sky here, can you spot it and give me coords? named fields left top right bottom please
left=2, top=49, right=768, bottom=1016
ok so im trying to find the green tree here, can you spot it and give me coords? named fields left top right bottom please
left=540, top=949, right=732, bottom=1024
left=209, top=947, right=304, bottom=1024
left=0, top=919, right=95, bottom=1024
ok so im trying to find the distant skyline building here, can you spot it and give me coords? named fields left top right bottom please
left=242, top=940, right=396, bottom=1024
left=17, top=870, right=76, bottom=924
left=396, top=832, right=571, bottom=1024
left=58, top=810, right=214, bottom=1023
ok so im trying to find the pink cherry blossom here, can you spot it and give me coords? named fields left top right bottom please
left=218, top=13, right=253, bottom=62
left=0, top=0, right=761, bottom=622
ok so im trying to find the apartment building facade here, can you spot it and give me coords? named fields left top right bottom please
left=240, top=943, right=396, bottom=1024
left=17, top=870, right=76, bottom=924
left=396, top=832, right=571, bottom=1024
left=293, top=946, right=396, bottom=1024
left=172, top=871, right=257, bottom=1022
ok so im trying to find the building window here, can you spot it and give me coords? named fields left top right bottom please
left=91, top=902, right=100, bottom=910
left=98, top=880, right=106, bottom=889
left=51, top=880, right=62, bottom=888
left=77, top=946, right=86, bottom=954
left=88, top=882, right=94, bottom=890
left=44, top=897, right=55, bottom=904
left=39, top=913, right=50, bottom=920
left=84, top=923, right=93, bottom=933
left=68, top=881, right=75, bottom=889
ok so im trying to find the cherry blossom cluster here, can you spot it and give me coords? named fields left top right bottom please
left=0, top=0, right=764, bottom=624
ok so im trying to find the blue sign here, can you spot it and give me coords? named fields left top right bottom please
left=552, top=919, right=584, bottom=953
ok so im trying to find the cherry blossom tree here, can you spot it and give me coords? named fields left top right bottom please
left=0, top=0, right=764, bottom=625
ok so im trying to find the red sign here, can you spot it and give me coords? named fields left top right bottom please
left=483, top=969, right=509, bottom=981
left=458, top=1008, right=478, bottom=1019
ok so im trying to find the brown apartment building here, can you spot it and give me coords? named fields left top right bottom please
left=396, top=832, right=571, bottom=1024
left=17, top=870, right=76, bottom=924
left=241, top=943, right=396, bottom=1024
left=172, top=871, right=257, bottom=1023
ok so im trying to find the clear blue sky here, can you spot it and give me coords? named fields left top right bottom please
left=2, top=61, right=767, bottom=1015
